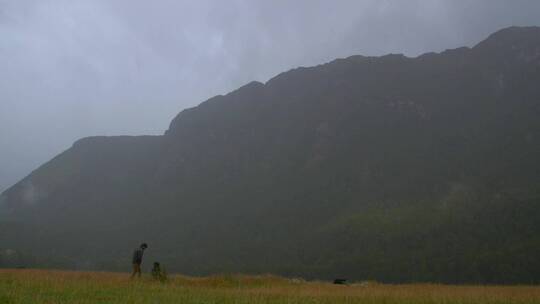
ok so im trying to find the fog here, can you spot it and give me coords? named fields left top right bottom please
left=1, top=0, right=540, bottom=192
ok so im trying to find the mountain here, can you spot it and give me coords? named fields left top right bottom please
left=2, top=26, right=540, bottom=283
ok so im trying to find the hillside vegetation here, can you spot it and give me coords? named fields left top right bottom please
left=1, top=27, right=540, bottom=283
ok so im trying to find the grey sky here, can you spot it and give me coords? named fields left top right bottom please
left=1, top=0, right=540, bottom=192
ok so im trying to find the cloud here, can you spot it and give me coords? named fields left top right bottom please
left=0, top=0, right=539, bottom=192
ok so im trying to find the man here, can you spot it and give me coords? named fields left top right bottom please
left=131, top=243, right=148, bottom=278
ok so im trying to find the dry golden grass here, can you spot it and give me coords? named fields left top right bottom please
left=1, top=269, right=539, bottom=303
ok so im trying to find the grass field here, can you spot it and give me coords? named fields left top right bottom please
left=1, top=269, right=540, bottom=304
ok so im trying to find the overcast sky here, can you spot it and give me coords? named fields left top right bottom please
left=1, top=0, right=540, bottom=192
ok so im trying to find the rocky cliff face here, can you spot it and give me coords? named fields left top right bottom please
left=1, top=27, right=540, bottom=283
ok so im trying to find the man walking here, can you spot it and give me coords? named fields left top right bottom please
left=131, top=243, right=148, bottom=278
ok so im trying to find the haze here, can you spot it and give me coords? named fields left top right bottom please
left=1, top=0, right=540, bottom=193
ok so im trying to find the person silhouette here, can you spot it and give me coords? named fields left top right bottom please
left=131, top=243, right=148, bottom=278
left=151, top=262, right=167, bottom=282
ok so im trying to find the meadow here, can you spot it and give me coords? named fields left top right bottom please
left=1, top=269, right=540, bottom=304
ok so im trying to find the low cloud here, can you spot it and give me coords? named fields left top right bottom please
left=1, top=0, right=540, bottom=192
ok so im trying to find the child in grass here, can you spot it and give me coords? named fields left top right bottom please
left=151, top=262, right=168, bottom=282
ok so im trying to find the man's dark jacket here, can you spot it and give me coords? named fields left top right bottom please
left=132, top=248, right=144, bottom=264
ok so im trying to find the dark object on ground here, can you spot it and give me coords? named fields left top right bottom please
left=334, top=279, right=347, bottom=285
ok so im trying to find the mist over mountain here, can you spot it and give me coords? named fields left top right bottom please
left=1, top=26, right=540, bottom=283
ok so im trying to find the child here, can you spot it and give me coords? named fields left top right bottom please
left=151, top=262, right=168, bottom=282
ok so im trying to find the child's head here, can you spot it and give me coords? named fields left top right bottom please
left=153, top=262, right=160, bottom=268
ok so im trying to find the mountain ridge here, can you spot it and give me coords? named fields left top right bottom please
left=1, top=26, right=540, bottom=283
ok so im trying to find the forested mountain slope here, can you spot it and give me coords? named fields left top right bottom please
left=1, top=27, right=540, bottom=283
